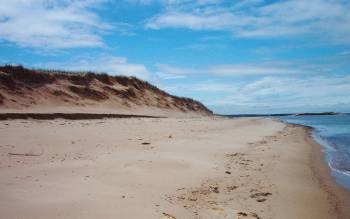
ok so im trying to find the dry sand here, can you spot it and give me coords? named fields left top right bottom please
left=0, top=117, right=349, bottom=219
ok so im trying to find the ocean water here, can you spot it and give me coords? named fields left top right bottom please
left=278, top=114, right=350, bottom=191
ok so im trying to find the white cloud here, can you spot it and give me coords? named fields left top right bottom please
left=128, top=0, right=220, bottom=6
left=156, top=63, right=303, bottom=78
left=161, top=81, right=239, bottom=93
left=190, top=83, right=238, bottom=92
left=37, top=55, right=151, bottom=79
left=0, top=0, right=111, bottom=49
left=145, top=12, right=236, bottom=30
left=233, top=0, right=264, bottom=9
left=163, top=75, right=350, bottom=114
left=203, top=76, right=350, bottom=107
left=145, top=0, right=350, bottom=44
left=155, top=71, right=186, bottom=79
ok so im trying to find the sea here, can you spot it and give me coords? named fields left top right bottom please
left=278, top=114, right=350, bottom=191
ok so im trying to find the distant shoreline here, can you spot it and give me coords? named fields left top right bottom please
left=223, top=112, right=344, bottom=117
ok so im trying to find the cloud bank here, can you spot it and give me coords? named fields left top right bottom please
left=145, top=0, right=350, bottom=44
left=0, top=0, right=110, bottom=49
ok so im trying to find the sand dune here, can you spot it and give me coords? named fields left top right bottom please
left=0, top=65, right=212, bottom=116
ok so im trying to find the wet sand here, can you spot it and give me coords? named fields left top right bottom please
left=0, top=117, right=349, bottom=218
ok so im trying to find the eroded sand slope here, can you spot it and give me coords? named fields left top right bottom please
left=0, top=65, right=212, bottom=116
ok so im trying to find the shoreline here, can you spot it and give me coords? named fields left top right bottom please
left=0, top=117, right=349, bottom=218
left=304, top=125, right=350, bottom=219
left=277, top=117, right=350, bottom=218
left=263, top=118, right=350, bottom=218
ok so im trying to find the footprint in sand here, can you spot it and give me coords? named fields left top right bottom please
left=162, top=212, right=176, bottom=219
left=226, top=185, right=238, bottom=192
left=209, top=185, right=220, bottom=194
left=250, top=192, right=272, bottom=202
left=237, top=212, right=260, bottom=219
left=226, top=153, right=245, bottom=158
left=256, top=198, right=267, bottom=202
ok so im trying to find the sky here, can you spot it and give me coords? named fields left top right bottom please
left=0, top=0, right=350, bottom=114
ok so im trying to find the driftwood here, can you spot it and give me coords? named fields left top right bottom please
left=8, top=149, right=43, bottom=156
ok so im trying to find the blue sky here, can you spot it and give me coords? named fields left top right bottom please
left=1, top=0, right=350, bottom=114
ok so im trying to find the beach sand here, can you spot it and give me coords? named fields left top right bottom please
left=0, top=117, right=349, bottom=219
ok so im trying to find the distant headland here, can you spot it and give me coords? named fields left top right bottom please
left=294, top=112, right=340, bottom=116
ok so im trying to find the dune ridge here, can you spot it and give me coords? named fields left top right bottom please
left=0, top=65, right=212, bottom=116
